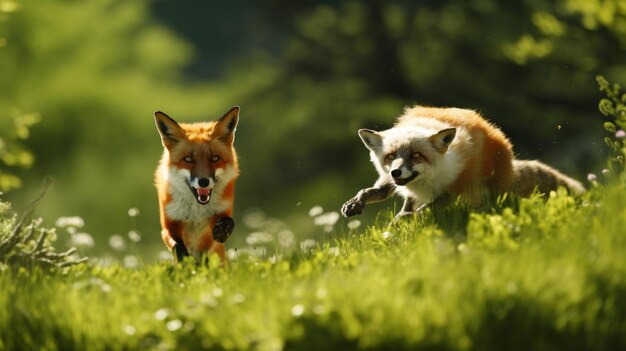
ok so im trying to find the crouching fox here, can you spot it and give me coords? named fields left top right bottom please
left=341, top=106, right=584, bottom=219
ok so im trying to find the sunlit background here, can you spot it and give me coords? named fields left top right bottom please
left=2, top=0, right=624, bottom=262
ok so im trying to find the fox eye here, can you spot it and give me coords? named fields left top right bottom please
left=385, top=153, right=396, bottom=162
left=210, top=155, right=220, bottom=162
left=184, top=156, right=193, bottom=163
left=411, top=152, right=422, bottom=160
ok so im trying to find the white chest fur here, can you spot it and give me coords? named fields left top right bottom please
left=163, top=166, right=235, bottom=253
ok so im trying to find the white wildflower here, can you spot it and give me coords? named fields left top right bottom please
left=245, top=232, right=274, bottom=245
left=227, top=249, right=239, bottom=261
left=108, top=234, right=126, bottom=252
left=128, top=230, right=141, bottom=242
left=251, top=246, right=267, bottom=258
left=300, top=239, right=317, bottom=252
left=123, top=324, right=136, bottom=336
left=242, top=208, right=266, bottom=229
left=123, top=255, right=139, bottom=268
left=71, top=232, right=95, bottom=249
left=347, top=219, right=361, bottom=230
left=278, top=230, right=295, bottom=248
left=291, top=304, right=305, bottom=317
left=157, top=250, right=172, bottom=262
left=327, top=247, right=340, bottom=256
left=55, top=216, right=84, bottom=229
left=308, top=206, right=323, bottom=217
left=268, top=254, right=282, bottom=264
left=101, top=284, right=112, bottom=293
left=314, top=211, right=340, bottom=227
left=166, top=319, right=182, bottom=332
left=315, top=288, right=327, bottom=299
left=154, top=308, right=170, bottom=321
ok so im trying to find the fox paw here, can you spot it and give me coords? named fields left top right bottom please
left=341, top=197, right=365, bottom=217
left=213, top=217, right=235, bottom=243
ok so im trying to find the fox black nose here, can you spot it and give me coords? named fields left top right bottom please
left=198, top=178, right=210, bottom=188
left=391, top=169, right=402, bottom=178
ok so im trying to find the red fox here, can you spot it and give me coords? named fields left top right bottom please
left=341, top=106, right=584, bottom=219
left=154, top=107, right=240, bottom=263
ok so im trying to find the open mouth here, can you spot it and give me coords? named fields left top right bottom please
left=187, top=183, right=212, bottom=205
left=393, top=171, right=419, bottom=186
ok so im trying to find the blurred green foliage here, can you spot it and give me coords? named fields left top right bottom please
left=1, top=0, right=625, bottom=258
left=0, top=111, right=39, bottom=191
left=0, top=0, right=37, bottom=192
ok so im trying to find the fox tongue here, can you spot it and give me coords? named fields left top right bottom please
left=197, top=188, right=210, bottom=204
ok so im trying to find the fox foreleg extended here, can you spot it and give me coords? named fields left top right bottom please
left=341, top=180, right=395, bottom=217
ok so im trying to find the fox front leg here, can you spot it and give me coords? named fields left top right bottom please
left=162, top=227, right=189, bottom=263
left=341, top=182, right=395, bottom=217
left=394, top=196, right=421, bottom=221
left=212, top=216, right=235, bottom=243
left=393, top=193, right=451, bottom=222
left=173, top=238, right=190, bottom=263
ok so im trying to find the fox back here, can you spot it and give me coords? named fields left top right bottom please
left=154, top=107, right=240, bottom=262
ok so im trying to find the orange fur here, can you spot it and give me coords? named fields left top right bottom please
left=154, top=107, right=240, bottom=263
left=400, top=106, right=515, bottom=202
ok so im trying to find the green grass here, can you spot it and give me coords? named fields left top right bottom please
left=1, top=184, right=626, bottom=351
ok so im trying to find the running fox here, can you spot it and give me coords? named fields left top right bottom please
left=154, top=107, right=240, bottom=263
left=341, top=106, right=584, bottom=219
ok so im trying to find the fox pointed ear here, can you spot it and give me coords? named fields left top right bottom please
left=154, top=111, right=186, bottom=149
left=430, top=128, right=456, bottom=153
left=358, top=129, right=383, bottom=151
left=212, top=106, right=239, bottom=144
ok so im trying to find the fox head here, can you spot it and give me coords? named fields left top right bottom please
left=358, top=127, right=456, bottom=186
left=155, top=106, right=239, bottom=205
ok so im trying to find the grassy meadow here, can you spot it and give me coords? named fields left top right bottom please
left=3, top=1, right=626, bottom=350
left=1, top=182, right=626, bottom=350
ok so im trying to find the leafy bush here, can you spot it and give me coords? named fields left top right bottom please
left=0, top=179, right=87, bottom=271
left=597, top=75, right=626, bottom=180
left=466, top=189, right=580, bottom=250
